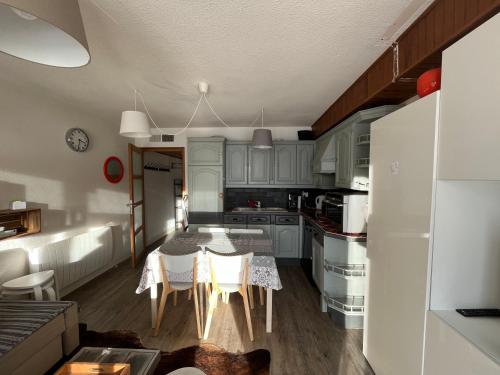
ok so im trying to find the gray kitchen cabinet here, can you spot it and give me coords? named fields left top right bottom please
left=188, top=165, right=223, bottom=212
left=297, top=143, right=314, bottom=185
left=274, top=224, right=299, bottom=258
left=226, top=143, right=248, bottom=185
left=335, top=128, right=352, bottom=188
left=248, top=147, right=272, bottom=184
left=274, top=144, right=297, bottom=185
left=188, top=137, right=225, bottom=165
left=247, top=224, right=273, bottom=254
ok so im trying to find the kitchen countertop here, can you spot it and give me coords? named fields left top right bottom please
left=223, top=207, right=367, bottom=242
left=299, top=208, right=367, bottom=242
left=224, top=209, right=300, bottom=215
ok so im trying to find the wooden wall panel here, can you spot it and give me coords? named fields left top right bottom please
left=312, top=0, right=500, bottom=138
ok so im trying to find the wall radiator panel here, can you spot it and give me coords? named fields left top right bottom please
left=30, top=227, right=113, bottom=294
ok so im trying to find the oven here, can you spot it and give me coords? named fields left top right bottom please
left=323, top=191, right=368, bottom=234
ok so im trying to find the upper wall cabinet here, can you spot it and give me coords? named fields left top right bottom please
left=438, top=14, right=500, bottom=180
left=274, top=144, right=297, bottom=185
left=326, top=105, right=398, bottom=191
left=188, top=137, right=225, bottom=165
left=297, top=144, right=314, bottom=185
left=249, top=147, right=272, bottom=185
left=225, top=143, right=248, bottom=185
left=335, top=128, right=353, bottom=188
left=225, top=141, right=315, bottom=188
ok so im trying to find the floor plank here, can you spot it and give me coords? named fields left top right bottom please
left=67, top=260, right=374, bottom=375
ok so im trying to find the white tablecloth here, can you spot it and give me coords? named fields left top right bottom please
left=135, top=232, right=282, bottom=293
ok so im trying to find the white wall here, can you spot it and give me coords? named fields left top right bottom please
left=430, top=180, right=500, bottom=310
left=144, top=152, right=182, bottom=245
left=0, top=79, right=130, bottom=262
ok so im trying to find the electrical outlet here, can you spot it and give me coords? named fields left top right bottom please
left=302, top=191, right=309, bottom=198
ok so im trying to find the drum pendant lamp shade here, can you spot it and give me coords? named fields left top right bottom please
left=252, top=129, right=272, bottom=149
left=0, top=0, right=90, bottom=67
left=120, top=111, right=152, bottom=138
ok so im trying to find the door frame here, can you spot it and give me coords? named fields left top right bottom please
left=128, top=143, right=146, bottom=268
left=141, top=147, right=186, bottom=248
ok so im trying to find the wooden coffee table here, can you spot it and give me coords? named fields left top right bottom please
left=68, top=347, right=160, bottom=375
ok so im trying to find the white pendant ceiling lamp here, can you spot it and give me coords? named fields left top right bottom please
left=252, top=108, right=272, bottom=149
left=0, top=0, right=90, bottom=67
left=120, top=82, right=272, bottom=146
left=120, top=89, right=152, bottom=138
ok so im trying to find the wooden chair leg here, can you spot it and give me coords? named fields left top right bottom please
left=192, top=287, right=202, bottom=339
left=203, top=290, right=219, bottom=340
left=154, top=288, right=169, bottom=336
left=241, top=289, right=254, bottom=341
left=248, top=285, right=254, bottom=309
left=173, top=290, right=178, bottom=306
left=205, top=282, right=211, bottom=301
left=259, top=286, right=264, bottom=306
left=188, top=289, right=192, bottom=300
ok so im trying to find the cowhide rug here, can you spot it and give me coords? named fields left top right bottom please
left=77, top=324, right=271, bottom=375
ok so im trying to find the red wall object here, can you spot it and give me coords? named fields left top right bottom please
left=417, top=68, right=442, bottom=98
left=103, top=156, right=124, bottom=184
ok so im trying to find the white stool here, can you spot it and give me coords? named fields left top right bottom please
left=167, top=368, right=207, bottom=375
left=1, top=270, right=58, bottom=301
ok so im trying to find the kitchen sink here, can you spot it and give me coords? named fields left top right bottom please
left=232, top=207, right=288, bottom=212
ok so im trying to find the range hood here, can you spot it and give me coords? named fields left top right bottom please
left=313, top=133, right=336, bottom=173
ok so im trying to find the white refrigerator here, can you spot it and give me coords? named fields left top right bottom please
left=362, top=92, right=439, bottom=375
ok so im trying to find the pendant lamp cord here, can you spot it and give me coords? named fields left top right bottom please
left=132, top=88, right=263, bottom=135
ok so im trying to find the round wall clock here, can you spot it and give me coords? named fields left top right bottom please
left=65, top=128, right=89, bottom=152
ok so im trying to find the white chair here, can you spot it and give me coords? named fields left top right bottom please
left=1, top=270, right=58, bottom=301
left=227, top=228, right=264, bottom=308
left=203, top=250, right=254, bottom=341
left=229, top=228, right=264, bottom=234
left=155, top=251, right=202, bottom=338
left=198, top=227, right=228, bottom=233
left=167, top=368, right=207, bottom=375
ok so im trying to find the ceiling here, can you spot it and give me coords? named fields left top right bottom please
left=0, top=0, right=426, bottom=128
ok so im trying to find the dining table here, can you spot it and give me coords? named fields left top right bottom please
left=135, top=231, right=283, bottom=333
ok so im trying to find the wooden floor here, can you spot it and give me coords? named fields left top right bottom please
left=67, top=260, right=375, bottom=375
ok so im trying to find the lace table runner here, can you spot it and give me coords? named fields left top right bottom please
left=136, top=232, right=282, bottom=293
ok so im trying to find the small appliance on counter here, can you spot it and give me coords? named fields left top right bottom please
left=323, top=190, right=368, bottom=234
left=315, top=195, right=325, bottom=210
left=288, top=193, right=299, bottom=209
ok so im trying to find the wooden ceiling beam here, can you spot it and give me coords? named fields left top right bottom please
left=312, top=0, right=500, bottom=138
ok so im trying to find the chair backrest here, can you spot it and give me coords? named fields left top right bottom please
left=229, top=228, right=264, bottom=234
left=206, top=250, right=253, bottom=287
left=198, top=227, right=228, bottom=233
left=159, top=251, right=202, bottom=285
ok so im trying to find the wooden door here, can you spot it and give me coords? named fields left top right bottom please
left=226, top=144, right=248, bottom=185
left=248, top=147, right=271, bottom=184
left=128, top=144, right=146, bottom=268
left=297, top=144, right=314, bottom=185
left=274, top=144, right=297, bottom=185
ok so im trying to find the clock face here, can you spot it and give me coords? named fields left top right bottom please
left=65, top=128, right=89, bottom=152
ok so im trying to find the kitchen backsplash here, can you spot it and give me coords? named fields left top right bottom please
left=224, top=188, right=327, bottom=210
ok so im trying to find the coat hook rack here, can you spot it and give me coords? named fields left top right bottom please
left=144, top=162, right=170, bottom=172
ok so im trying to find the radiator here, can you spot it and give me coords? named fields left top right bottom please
left=29, top=226, right=113, bottom=294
